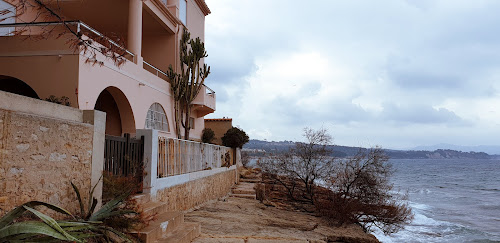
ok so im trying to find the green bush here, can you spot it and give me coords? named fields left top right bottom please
left=202, top=128, right=215, bottom=144
left=221, top=127, right=249, bottom=149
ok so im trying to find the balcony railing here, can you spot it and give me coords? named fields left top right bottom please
left=0, top=20, right=215, bottom=95
left=0, top=20, right=136, bottom=62
left=157, top=137, right=233, bottom=178
left=144, top=60, right=169, bottom=80
left=144, top=61, right=215, bottom=96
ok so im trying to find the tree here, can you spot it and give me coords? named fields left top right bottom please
left=318, top=147, right=413, bottom=234
left=221, top=127, right=249, bottom=149
left=222, top=127, right=249, bottom=167
left=259, top=128, right=413, bottom=234
left=201, top=128, right=215, bottom=144
left=167, top=29, right=210, bottom=140
left=259, top=127, right=335, bottom=203
left=0, top=0, right=129, bottom=66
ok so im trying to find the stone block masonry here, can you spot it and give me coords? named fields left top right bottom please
left=155, top=169, right=237, bottom=211
left=0, top=91, right=105, bottom=216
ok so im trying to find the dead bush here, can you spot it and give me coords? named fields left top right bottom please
left=257, top=127, right=413, bottom=235
left=317, top=147, right=413, bottom=234
left=259, top=127, right=335, bottom=204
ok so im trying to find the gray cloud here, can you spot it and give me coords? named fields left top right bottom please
left=380, top=103, right=466, bottom=125
left=205, top=0, right=500, bottom=148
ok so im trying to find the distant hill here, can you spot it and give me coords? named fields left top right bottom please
left=244, top=140, right=495, bottom=159
left=413, top=144, right=500, bottom=155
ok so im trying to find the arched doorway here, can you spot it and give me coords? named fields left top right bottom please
left=94, top=87, right=135, bottom=136
left=0, top=75, right=40, bottom=99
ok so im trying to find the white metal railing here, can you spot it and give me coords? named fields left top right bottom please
left=0, top=21, right=217, bottom=94
left=157, top=137, right=232, bottom=178
left=143, top=61, right=169, bottom=80
left=0, top=20, right=136, bottom=61
left=205, top=84, right=215, bottom=95
left=143, top=61, right=216, bottom=95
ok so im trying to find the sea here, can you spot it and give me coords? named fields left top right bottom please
left=374, top=159, right=500, bottom=243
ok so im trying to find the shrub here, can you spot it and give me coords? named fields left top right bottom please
left=317, top=147, right=413, bottom=234
left=45, top=95, right=71, bottom=106
left=259, top=127, right=335, bottom=203
left=241, top=151, right=250, bottom=167
left=0, top=181, right=146, bottom=242
left=221, top=127, right=249, bottom=149
left=202, top=128, right=215, bottom=144
left=258, top=127, right=413, bottom=235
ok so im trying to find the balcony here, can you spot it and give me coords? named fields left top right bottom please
left=144, top=60, right=216, bottom=116
left=0, top=21, right=215, bottom=115
left=192, top=84, right=216, bottom=117
left=0, top=21, right=135, bottom=62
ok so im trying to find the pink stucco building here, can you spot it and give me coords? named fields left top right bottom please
left=0, top=0, right=215, bottom=140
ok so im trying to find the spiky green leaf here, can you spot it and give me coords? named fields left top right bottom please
left=22, top=206, right=80, bottom=242
left=0, top=221, right=68, bottom=241
left=71, top=181, right=86, bottom=217
left=89, top=191, right=130, bottom=222
left=0, top=201, right=72, bottom=229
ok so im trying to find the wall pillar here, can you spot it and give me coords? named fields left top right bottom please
left=136, top=129, right=159, bottom=199
left=83, top=110, right=106, bottom=209
left=128, top=0, right=143, bottom=64
left=235, top=148, right=242, bottom=183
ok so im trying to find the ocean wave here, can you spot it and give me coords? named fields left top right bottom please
left=478, top=204, right=500, bottom=211
left=410, top=202, right=432, bottom=211
left=414, top=188, right=432, bottom=194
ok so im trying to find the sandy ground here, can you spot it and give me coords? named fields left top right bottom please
left=185, top=197, right=379, bottom=243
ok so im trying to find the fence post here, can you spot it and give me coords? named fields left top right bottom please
left=136, top=129, right=158, bottom=198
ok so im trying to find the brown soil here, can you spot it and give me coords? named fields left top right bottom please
left=185, top=196, right=379, bottom=243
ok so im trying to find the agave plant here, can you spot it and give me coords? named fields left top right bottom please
left=0, top=181, right=140, bottom=242
left=0, top=201, right=86, bottom=242
left=71, top=181, right=139, bottom=241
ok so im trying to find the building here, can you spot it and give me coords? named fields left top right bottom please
left=0, top=0, right=215, bottom=140
left=205, top=118, right=233, bottom=145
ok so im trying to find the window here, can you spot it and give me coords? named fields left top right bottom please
left=189, top=117, right=195, bottom=129
left=179, top=0, right=187, bottom=25
left=0, top=0, right=15, bottom=36
left=145, top=103, right=170, bottom=132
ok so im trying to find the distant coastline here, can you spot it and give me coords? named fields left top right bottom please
left=244, top=139, right=499, bottom=160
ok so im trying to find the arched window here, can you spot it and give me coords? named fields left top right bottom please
left=145, top=103, right=169, bottom=132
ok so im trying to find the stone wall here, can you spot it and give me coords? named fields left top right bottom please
left=155, top=169, right=237, bottom=211
left=0, top=91, right=105, bottom=216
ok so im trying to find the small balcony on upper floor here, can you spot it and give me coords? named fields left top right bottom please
left=192, top=84, right=216, bottom=117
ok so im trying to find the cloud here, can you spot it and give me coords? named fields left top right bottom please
left=204, top=0, right=500, bottom=148
left=380, top=103, right=467, bottom=125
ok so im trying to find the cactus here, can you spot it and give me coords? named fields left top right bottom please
left=167, top=29, right=210, bottom=140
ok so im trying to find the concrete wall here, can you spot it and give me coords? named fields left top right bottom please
left=0, top=36, right=80, bottom=108
left=204, top=119, right=232, bottom=146
left=0, top=91, right=105, bottom=216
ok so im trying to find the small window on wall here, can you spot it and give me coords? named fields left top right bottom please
left=145, top=103, right=170, bottom=132
left=189, top=117, right=195, bottom=129
left=179, top=0, right=187, bottom=25
left=0, top=0, right=16, bottom=36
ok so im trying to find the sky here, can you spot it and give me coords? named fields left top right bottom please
left=203, top=0, right=500, bottom=149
